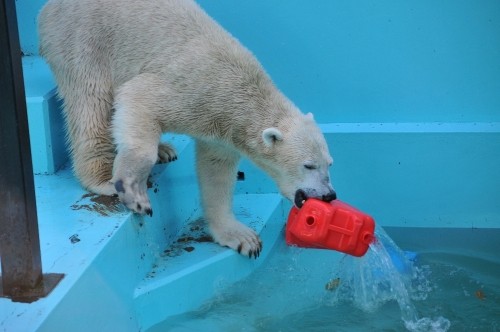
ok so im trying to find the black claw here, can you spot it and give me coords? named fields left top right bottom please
left=248, top=249, right=258, bottom=259
left=237, top=243, right=242, bottom=254
left=145, top=208, right=153, bottom=217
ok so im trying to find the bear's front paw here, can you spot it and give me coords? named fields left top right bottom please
left=210, top=221, right=263, bottom=259
left=113, top=179, right=153, bottom=216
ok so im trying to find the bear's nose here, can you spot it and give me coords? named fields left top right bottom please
left=321, top=190, right=337, bottom=202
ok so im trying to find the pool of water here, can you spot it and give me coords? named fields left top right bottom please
left=148, top=227, right=500, bottom=332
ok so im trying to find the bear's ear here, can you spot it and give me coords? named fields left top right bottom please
left=305, top=112, right=314, bottom=120
left=262, top=127, right=283, bottom=147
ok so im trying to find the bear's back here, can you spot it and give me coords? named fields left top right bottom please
left=39, top=0, right=242, bottom=87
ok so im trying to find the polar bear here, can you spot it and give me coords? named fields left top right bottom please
left=38, top=0, right=336, bottom=258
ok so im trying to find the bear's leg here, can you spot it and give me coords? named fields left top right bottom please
left=111, top=147, right=156, bottom=216
left=196, top=140, right=262, bottom=258
left=110, top=74, right=167, bottom=216
left=59, top=75, right=116, bottom=196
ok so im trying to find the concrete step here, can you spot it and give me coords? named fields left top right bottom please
left=22, top=56, right=67, bottom=174
left=134, top=193, right=289, bottom=331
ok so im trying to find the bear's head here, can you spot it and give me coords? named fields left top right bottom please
left=256, top=113, right=336, bottom=208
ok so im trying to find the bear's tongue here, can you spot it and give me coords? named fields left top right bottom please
left=294, top=189, right=308, bottom=208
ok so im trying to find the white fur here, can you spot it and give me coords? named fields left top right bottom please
left=262, top=128, right=283, bottom=147
left=38, top=0, right=335, bottom=257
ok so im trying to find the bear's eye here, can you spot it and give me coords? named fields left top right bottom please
left=304, top=164, right=317, bottom=170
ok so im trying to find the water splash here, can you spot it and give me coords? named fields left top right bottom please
left=330, top=226, right=451, bottom=332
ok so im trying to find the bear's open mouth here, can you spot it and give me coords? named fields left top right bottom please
left=294, top=189, right=308, bottom=208
left=294, top=189, right=337, bottom=208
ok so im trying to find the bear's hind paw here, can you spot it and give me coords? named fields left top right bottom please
left=157, top=142, right=177, bottom=164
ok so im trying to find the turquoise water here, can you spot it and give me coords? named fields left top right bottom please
left=148, top=227, right=499, bottom=331
left=331, top=227, right=450, bottom=331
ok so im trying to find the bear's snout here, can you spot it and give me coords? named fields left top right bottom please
left=294, top=189, right=337, bottom=208
left=321, top=190, right=337, bottom=202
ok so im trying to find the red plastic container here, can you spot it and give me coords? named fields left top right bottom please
left=286, top=199, right=375, bottom=257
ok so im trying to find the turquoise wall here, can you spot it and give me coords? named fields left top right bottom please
left=18, top=0, right=500, bottom=123
left=323, top=124, right=500, bottom=228
left=196, top=0, right=500, bottom=123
